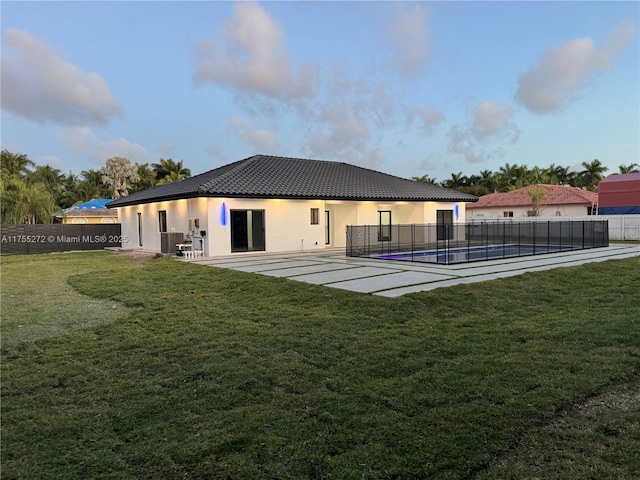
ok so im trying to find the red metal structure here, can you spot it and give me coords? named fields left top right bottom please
left=598, top=173, right=640, bottom=215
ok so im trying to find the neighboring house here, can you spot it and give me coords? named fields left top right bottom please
left=467, top=184, right=598, bottom=218
left=106, top=155, right=478, bottom=256
left=54, top=199, right=118, bottom=224
left=598, top=172, right=640, bottom=214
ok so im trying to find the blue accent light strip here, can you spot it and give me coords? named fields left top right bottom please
left=220, top=202, right=227, bottom=226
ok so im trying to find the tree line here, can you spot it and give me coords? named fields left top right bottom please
left=0, top=150, right=191, bottom=224
left=413, top=160, right=639, bottom=196
left=2, top=148, right=638, bottom=224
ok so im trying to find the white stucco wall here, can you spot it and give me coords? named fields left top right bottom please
left=116, top=198, right=209, bottom=252
left=468, top=204, right=590, bottom=219
left=117, top=197, right=471, bottom=255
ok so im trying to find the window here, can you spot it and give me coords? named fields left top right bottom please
left=158, top=210, right=167, bottom=233
left=378, top=211, right=391, bottom=241
left=503, top=211, right=514, bottom=218
left=324, top=210, right=330, bottom=245
left=310, top=208, right=320, bottom=225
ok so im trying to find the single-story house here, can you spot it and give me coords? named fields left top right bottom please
left=54, top=199, right=118, bottom=224
left=107, top=155, right=478, bottom=256
left=598, top=172, right=640, bottom=215
left=467, top=184, right=598, bottom=218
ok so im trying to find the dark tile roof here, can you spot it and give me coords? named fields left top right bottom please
left=107, top=155, right=478, bottom=207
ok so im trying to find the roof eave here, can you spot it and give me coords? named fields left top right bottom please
left=109, top=192, right=478, bottom=205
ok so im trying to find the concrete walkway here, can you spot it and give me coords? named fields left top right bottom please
left=187, top=244, right=640, bottom=297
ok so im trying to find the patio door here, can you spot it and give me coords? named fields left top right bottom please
left=437, top=209, right=453, bottom=240
left=378, top=210, right=392, bottom=242
left=231, top=210, right=265, bottom=252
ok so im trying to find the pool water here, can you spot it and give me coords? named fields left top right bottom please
left=378, top=244, right=576, bottom=264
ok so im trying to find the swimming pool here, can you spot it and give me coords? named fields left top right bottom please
left=377, top=243, right=577, bottom=264
left=346, top=220, right=609, bottom=265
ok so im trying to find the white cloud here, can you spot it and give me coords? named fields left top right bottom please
left=304, top=103, right=384, bottom=170
left=308, top=105, right=370, bottom=156
left=227, top=116, right=280, bottom=153
left=194, top=1, right=317, bottom=99
left=159, top=141, right=175, bottom=155
left=59, top=127, right=150, bottom=166
left=409, top=105, right=445, bottom=135
left=516, top=19, right=637, bottom=114
left=1, top=29, right=123, bottom=126
left=447, top=101, right=520, bottom=164
left=472, top=102, right=519, bottom=142
left=384, top=4, right=430, bottom=77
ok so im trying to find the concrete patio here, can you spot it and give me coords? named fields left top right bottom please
left=186, top=244, right=640, bottom=297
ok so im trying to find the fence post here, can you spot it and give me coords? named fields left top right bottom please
left=547, top=221, right=550, bottom=252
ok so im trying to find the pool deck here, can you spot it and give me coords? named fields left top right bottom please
left=186, top=244, right=640, bottom=297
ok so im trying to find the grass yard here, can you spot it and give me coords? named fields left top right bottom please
left=1, top=251, right=639, bottom=479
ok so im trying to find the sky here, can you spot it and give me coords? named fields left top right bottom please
left=1, top=1, right=638, bottom=183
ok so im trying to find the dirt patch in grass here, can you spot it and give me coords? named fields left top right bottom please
left=108, top=249, right=162, bottom=264
left=1, top=252, right=136, bottom=345
left=476, top=380, right=640, bottom=479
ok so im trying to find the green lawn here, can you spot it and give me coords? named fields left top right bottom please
left=1, top=251, right=639, bottom=480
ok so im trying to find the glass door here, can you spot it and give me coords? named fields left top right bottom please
left=437, top=209, right=453, bottom=240
left=231, top=210, right=265, bottom=252
left=378, top=210, right=391, bottom=242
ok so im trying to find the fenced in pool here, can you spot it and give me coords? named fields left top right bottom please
left=346, top=220, right=609, bottom=265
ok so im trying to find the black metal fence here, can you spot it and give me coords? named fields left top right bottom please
left=346, top=220, right=609, bottom=265
left=0, top=224, right=123, bottom=254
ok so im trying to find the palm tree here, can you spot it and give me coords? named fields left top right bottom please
left=61, top=181, right=104, bottom=207
left=514, top=164, right=532, bottom=188
left=156, top=171, right=188, bottom=185
left=26, top=165, right=65, bottom=204
left=490, top=173, right=513, bottom=193
left=1, top=150, right=34, bottom=179
left=412, top=174, right=437, bottom=185
left=545, top=164, right=574, bottom=185
left=441, top=172, right=468, bottom=191
left=131, top=163, right=157, bottom=191
left=577, top=159, right=608, bottom=191
left=151, top=158, right=191, bottom=183
left=498, top=162, right=520, bottom=188
left=618, top=163, right=639, bottom=174
left=527, top=166, right=548, bottom=185
left=80, top=169, right=112, bottom=198
left=1, top=176, right=56, bottom=224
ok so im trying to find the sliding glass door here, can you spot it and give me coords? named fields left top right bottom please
left=231, top=210, right=265, bottom=252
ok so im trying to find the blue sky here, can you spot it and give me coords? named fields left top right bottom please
left=1, top=1, right=638, bottom=183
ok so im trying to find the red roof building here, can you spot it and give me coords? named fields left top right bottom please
left=467, top=184, right=598, bottom=218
